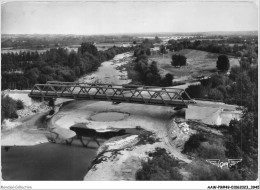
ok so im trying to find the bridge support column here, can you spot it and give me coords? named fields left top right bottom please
left=48, top=98, right=55, bottom=108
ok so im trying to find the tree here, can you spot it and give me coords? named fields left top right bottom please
left=208, top=88, right=224, bottom=100
left=229, top=66, right=241, bottom=81
left=145, top=72, right=161, bottom=86
left=171, top=54, right=187, bottom=67
left=74, top=66, right=81, bottom=76
left=193, top=40, right=201, bottom=48
left=1, top=95, right=18, bottom=123
left=210, top=74, right=225, bottom=88
left=150, top=61, right=159, bottom=75
left=240, top=57, right=251, bottom=70
left=24, top=67, right=40, bottom=88
left=216, top=85, right=227, bottom=98
left=141, top=39, right=154, bottom=49
left=134, top=48, right=150, bottom=58
left=68, top=51, right=79, bottom=68
left=145, top=48, right=151, bottom=56
left=16, top=100, right=24, bottom=110
left=160, top=45, right=167, bottom=54
left=154, top=36, right=162, bottom=43
left=38, top=74, right=54, bottom=84
left=136, top=148, right=182, bottom=180
left=227, top=112, right=258, bottom=176
left=216, top=55, right=230, bottom=71
left=183, top=134, right=207, bottom=153
left=228, top=71, right=257, bottom=111
left=183, top=84, right=205, bottom=99
left=161, top=73, right=173, bottom=86
left=80, top=42, right=98, bottom=56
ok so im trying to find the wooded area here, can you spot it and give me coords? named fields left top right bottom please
left=1, top=43, right=134, bottom=90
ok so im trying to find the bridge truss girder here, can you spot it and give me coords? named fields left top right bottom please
left=29, top=81, right=192, bottom=108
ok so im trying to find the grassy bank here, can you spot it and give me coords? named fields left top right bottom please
left=149, top=49, right=239, bottom=81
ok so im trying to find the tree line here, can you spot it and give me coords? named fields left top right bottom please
left=1, top=34, right=138, bottom=49
left=1, top=43, right=135, bottom=90
left=167, top=39, right=258, bottom=59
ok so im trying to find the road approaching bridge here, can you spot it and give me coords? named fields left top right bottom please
left=28, top=81, right=195, bottom=108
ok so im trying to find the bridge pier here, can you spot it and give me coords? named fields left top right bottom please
left=65, top=138, right=74, bottom=145
left=173, top=106, right=184, bottom=111
left=48, top=98, right=56, bottom=108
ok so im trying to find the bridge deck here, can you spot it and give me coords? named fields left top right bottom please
left=28, top=82, right=193, bottom=108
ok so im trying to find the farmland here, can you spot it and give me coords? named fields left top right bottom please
left=149, top=49, right=240, bottom=82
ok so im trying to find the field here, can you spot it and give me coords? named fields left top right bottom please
left=96, top=42, right=133, bottom=51
left=149, top=49, right=240, bottom=82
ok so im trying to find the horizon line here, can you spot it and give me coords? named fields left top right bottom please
left=1, top=30, right=258, bottom=36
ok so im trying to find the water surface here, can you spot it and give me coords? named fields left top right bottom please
left=90, top=112, right=129, bottom=122
left=1, top=141, right=98, bottom=181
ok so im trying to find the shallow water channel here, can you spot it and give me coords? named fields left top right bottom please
left=90, top=112, right=129, bottom=122
left=1, top=126, right=143, bottom=180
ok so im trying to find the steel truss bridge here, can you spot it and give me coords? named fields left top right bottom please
left=28, top=81, right=195, bottom=108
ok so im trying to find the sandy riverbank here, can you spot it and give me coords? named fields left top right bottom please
left=78, top=52, right=134, bottom=84
left=1, top=92, right=242, bottom=180
left=49, top=100, right=193, bottom=180
left=1, top=112, right=50, bottom=146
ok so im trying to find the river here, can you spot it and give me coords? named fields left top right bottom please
left=1, top=51, right=241, bottom=181
left=1, top=142, right=98, bottom=181
left=77, top=52, right=133, bottom=85
left=1, top=52, right=134, bottom=181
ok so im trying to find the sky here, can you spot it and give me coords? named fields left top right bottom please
left=1, top=1, right=258, bottom=35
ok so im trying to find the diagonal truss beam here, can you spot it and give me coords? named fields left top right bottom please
left=29, top=82, right=192, bottom=107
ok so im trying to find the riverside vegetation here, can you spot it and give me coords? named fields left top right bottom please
left=1, top=95, right=24, bottom=123
left=1, top=43, right=135, bottom=90
left=135, top=37, right=257, bottom=180
left=1, top=42, right=134, bottom=122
